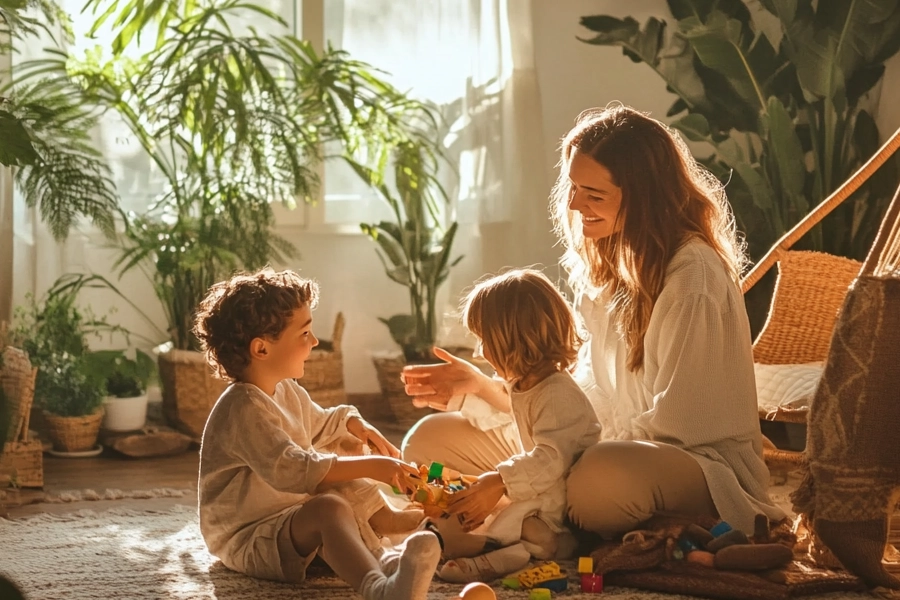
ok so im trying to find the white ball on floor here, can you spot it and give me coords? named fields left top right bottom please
left=457, top=581, right=496, bottom=599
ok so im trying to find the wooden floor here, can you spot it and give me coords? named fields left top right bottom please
left=2, top=396, right=410, bottom=519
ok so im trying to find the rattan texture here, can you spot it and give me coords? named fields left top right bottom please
left=753, top=252, right=861, bottom=467
left=43, top=410, right=104, bottom=453
left=753, top=251, right=861, bottom=366
left=372, top=355, right=433, bottom=428
left=158, top=349, right=228, bottom=440
left=298, top=312, right=345, bottom=393
left=0, top=344, right=41, bottom=487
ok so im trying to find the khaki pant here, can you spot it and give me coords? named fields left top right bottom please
left=402, top=412, right=716, bottom=537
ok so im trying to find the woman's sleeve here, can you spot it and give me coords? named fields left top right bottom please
left=495, top=391, right=585, bottom=502
left=633, top=293, right=759, bottom=447
left=222, top=392, right=338, bottom=494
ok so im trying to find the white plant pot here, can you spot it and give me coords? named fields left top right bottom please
left=102, top=394, right=149, bottom=432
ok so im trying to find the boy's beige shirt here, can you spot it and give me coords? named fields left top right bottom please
left=198, top=379, right=382, bottom=565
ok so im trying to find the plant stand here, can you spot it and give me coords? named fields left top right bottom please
left=158, top=349, right=227, bottom=440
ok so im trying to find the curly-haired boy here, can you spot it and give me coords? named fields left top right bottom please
left=193, top=268, right=440, bottom=599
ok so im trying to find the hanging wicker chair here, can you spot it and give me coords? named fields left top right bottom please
left=743, top=126, right=900, bottom=470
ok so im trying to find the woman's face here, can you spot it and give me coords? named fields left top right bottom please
left=567, top=151, right=623, bottom=240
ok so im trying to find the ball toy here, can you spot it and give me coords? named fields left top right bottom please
left=457, top=581, right=497, bottom=600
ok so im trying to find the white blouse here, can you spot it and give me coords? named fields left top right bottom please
left=574, top=239, right=785, bottom=531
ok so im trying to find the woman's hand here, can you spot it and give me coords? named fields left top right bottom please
left=402, top=347, right=487, bottom=411
left=346, top=416, right=400, bottom=458
left=446, top=471, right=506, bottom=532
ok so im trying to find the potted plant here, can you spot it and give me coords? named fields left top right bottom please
left=8, top=0, right=448, bottom=437
left=86, top=349, right=156, bottom=432
left=353, top=141, right=463, bottom=425
left=11, top=279, right=110, bottom=454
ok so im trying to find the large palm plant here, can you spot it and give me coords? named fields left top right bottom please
left=11, top=0, right=444, bottom=350
left=1, top=0, right=120, bottom=237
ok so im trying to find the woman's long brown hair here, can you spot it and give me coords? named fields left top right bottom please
left=550, top=103, right=745, bottom=371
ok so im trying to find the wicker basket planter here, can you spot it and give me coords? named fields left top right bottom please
left=372, top=346, right=494, bottom=429
left=372, top=352, right=433, bottom=429
left=158, top=349, right=227, bottom=440
left=43, top=409, right=104, bottom=453
left=298, top=312, right=347, bottom=408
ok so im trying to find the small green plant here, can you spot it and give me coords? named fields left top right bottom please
left=86, top=349, right=156, bottom=398
left=10, top=276, right=125, bottom=417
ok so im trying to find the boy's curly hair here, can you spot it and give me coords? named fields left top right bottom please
left=192, top=268, right=319, bottom=381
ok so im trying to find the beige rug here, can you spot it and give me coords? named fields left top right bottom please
left=0, top=505, right=873, bottom=600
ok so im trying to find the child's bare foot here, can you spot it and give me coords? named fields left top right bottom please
left=361, top=531, right=441, bottom=600
left=369, top=505, right=425, bottom=535
left=438, top=543, right=530, bottom=583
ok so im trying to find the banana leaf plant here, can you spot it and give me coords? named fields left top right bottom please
left=350, top=142, right=463, bottom=363
left=9, top=0, right=445, bottom=350
left=579, top=0, right=900, bottom=262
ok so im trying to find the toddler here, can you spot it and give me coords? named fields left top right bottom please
left=433, top=269, right=602, bottom=582
left=193, top=268, right=440, bottom=600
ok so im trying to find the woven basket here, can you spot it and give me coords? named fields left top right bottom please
left=372, top=353, right=434, bottom=429
left=1, top=345, right=36, bottom=444
left=0, top=439, right=43, bottom=488
left=297, top=312, right=346, bottom=408
left=158, top=349, right=227, bottom=440
left=43, top=409, right=104, bottom=453
left=0, top=338, right=42, bottom=488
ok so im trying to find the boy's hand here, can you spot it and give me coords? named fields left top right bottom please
left=364, top=456, right=420, bottom=496
left=446, top=471, right=506, bottom=532
left=346, top=417, right=401, bottom=458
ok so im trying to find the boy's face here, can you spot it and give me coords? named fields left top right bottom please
left=261, top=304, right=319, bottom=380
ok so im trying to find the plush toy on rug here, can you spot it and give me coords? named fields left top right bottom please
left=590, top=513, right=794, bottom=575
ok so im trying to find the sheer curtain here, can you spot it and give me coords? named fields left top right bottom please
left=324, top=1, right=553, bottom=334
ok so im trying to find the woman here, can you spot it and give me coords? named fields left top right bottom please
left=401, top=103, right=784, bottom=538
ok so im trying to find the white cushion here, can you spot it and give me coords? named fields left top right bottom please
left=755, top=362, right=824, bottom=418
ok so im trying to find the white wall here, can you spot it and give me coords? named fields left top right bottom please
left=15, top=0, right=900, bottom=393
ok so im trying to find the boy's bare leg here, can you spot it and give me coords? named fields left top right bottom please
left=289, top=495, right=440, bottom=600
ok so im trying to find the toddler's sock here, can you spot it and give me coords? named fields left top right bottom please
left=438, top=542, right=531, bottom=583
left=360, top=531, right=441, bottom=600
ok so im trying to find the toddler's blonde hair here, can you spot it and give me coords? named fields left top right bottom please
left=462, top=269, right=582, bottom=384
